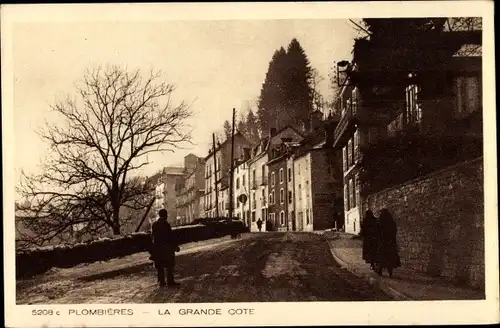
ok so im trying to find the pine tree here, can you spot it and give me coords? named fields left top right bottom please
left=223, top=120, right=232, bottom=140
left=245, top=110, right=259, bottom=143
left=283, top=38, right=314, bottom=130
left=257, top=39, right=315, bottom=135
left=257, top=47, right=287, bottom=135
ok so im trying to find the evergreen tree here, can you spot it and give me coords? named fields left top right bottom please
left=223, top=120, right=232, bottom=140
left=237, top=115, right=246, bottom=136
left=283, top=38, right=314, bottom=129
left=245, top=110, right=259, bottom=143
left=257, top=47, right=287, bottom=135
left=257, top=39, right=315, bottom=135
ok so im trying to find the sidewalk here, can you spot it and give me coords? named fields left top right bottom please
left=326, top=232, right=485, bottom=301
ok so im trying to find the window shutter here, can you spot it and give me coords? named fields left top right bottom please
left=354, top=131, right=359, bottom=163
left=344, top=184, right=348, bottom=210
left=342, top=147, right=347, bottom=172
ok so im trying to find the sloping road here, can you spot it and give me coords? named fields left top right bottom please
left=17, top=232, right=391, bottom=303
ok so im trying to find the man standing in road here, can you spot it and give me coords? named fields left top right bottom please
left=151, top=209, right=180, bottom=287
left=256, top=218, right=263, bottom=232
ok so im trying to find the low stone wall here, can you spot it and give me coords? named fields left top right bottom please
left=365, top=157, right=484, bottom=290
left=16, top=221, right=247, bottom=279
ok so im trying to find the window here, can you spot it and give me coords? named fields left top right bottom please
left=305, top=181, right=309, bottom=199
left=349, top=179, right=354, bottom=210
left=288, top=168, right=292, bottom=182
left=405, top=84, right=422, bottom=124
left=352, top=176, right=357, bottom=207
left=347, top=140, right=352, bottom=167
left=343, top=146, right=347, bottom=172
left=280, top=188, right=284, bottom=204
left=242, top=175, right=246, bottom=186
left=279, top=168, right=284, bottom=184
left=271, top=172, right=275, bottom=186
left=354, top=130, right=360, bottom=162
left=352, top=87, right=358, bottom=114
left=272, top=190, right=275, bottom=204
left=280, top=211, right=285, bottom=226
left=288, top=191, right=293, bottom=204
left=252, top=169, right=256, bottom=186
left=261, top=189, right=265, bottom=204
left=344, top=183, right=348, bottom=211
left=298, top=184, right=302, bottom=200
left=252, top=211, right=256, bottom=222
left=236, top=178, right=240, bottom=189
left=261, top=164, right=266, bottom=183
left=306, top=208, right=310, bottom=225
left=351, top=136, right=355, bottom=165
left=270, top=213, right=275, bottom=224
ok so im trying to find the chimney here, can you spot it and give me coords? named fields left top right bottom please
left=243, top=147, right=251, bottom=161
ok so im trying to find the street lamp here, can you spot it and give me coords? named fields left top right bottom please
left=336, top=60, right=351, bottom=87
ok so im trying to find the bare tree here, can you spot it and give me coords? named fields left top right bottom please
left=17, top=66, right=192, bottom=246
left=310, top=68, right=326, bottom=113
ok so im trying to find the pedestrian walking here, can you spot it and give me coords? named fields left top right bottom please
left=150, top=209, right=181, bottom=287
left=360, top=210, right=378, bottom=270
left=374, top=208, right=401, bottom=277
left=256, top=219, right=263, bottom=232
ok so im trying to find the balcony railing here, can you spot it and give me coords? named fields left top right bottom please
left=334, top=102, right=358, bottom=145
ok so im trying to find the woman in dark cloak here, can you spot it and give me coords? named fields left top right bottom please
left=360, top=210, right=378, bottom=270
left=374, top=208, right=401, bottom=276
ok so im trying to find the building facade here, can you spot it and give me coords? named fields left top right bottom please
left=267, top=155, right=288, bottom=231
left=293, top=142, right=342, bottom=232
left=247, top=138, right=269, bottom=232
left=203, top=132, right=253, bottom=218
left=266, top=126, right=305, bottom=231
left=148, top=167, right=184, bottom=226
left=333, top=23, right=482, bottom=234
left=233, top=158, right=251, bottom=226
left=176, top=154, right=205, bottom=225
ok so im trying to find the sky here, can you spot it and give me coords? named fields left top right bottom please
left=12, top=19, right=359, bottom=186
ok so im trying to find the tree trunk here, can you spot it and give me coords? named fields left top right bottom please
left=112, top=216, right=121, bottom=235
left=111, top=182, right=121, bottom=235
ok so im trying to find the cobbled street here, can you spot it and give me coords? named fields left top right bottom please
left=17, top=233, right=391, bottom=303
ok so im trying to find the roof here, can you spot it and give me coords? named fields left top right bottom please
left=204, top=131, right=250, bottom=160
left=164, top=166, right=185, bottom=176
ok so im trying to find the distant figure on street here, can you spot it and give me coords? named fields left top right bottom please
left=151, top=209, right=180, bottom=287
left=256, top=219, right=263, bottom=232
left=374, top=208, right=401, bottom=277
left=360, top=210, right=379, bottom=271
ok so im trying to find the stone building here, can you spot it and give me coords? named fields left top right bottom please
left=266, top=126, right=304, bottom=231
left=233, top=152, right=251, bottom=226
left=203, top=132, right=253, bottom=218
left=148, top=166, right=185, bottom=226
left=176, top=154, right=205, bottom=225
left=333, top=22, right=482, bottom=234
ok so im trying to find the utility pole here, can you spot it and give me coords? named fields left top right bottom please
left=213, top=133, right=220, bottom=218
left=229, top=107, right=236, bottom=219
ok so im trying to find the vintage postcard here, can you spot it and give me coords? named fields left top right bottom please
left=2, top=1, right=498, bottom=327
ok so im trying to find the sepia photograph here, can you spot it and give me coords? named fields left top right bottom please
left=2, top=2, right=498, bottom=327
